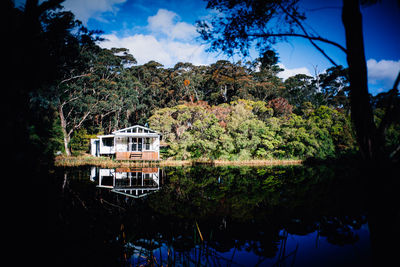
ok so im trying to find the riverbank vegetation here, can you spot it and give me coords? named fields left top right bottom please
left=54, top=154, right=302, bottom=167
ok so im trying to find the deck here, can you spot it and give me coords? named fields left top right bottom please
left=115, top=151, right=159, bottom=160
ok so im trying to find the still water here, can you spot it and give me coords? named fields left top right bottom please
left=48, top=165, right=372, bottom=266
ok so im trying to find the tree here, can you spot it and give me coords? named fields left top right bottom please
left=6, top=0, right=84, bottom=167
left=267, top=97, right=293, bottom=117
left=283, top=74, right=318, bottom=110
left=204, top=60, right=252, bottom=104
left=247, top=52, right=285, bottom=101
left=149, top=102, right=226, bottom=159
left=58, top=48, right=137, bottom=155
left=168, top=62, right=206, bottom=103
left=318, top=66, right=350, bottom=110
left=197, top=0, right=399, bottom=162
left=225, top=102, right=265, bottom=159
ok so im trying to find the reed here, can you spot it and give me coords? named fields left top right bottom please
left=211, top=159, right=303, bottom=166
left=54, top=155, right=302, bottom=167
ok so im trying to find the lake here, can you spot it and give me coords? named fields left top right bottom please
left=48, top=165, right=373, bottom=266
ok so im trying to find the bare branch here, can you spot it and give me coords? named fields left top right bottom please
left=277, top=3, right=344, bottom=66
left=58, top=73, right=91, bottom=87
left=248, top=33, right=347, bottom=54
left=68, top=110, right=91, bottom=136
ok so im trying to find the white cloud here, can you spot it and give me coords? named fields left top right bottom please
left=100, top=8, right=220, bottom=67
left=147, top=9, right=197, bottom=41
left=277, top=63, right=312, bottom=80
left=101, top=33, right=171, bottom=65
left=367, top=59, right=400, bottom=87
left=62, top=0, right=127, bottom=25
left=101, top=32, right=215, bottom=67
left=147, top=9, right=176, bottom=34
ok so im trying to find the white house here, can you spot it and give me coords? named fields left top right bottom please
left=90, top=125, right=161, bottom=160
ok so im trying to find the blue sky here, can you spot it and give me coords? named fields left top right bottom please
left=16, top=0, right=400, bottom=94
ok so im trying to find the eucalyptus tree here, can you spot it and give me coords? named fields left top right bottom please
left=6, top=0, right=106, bottom=160
left=203, top=60, right=253, bottom=104
left=167, top=62, right=207, bottom=104
left=129, top=61, right=171, bottom=123
left=317, top=66, right=350, bottom=111
left=247, top=53, right=285, bottom=102
left=55, top=47, right=137, bottom=155
left=283, top=74, right=319, bottom=111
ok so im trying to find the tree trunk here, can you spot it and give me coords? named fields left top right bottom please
left=221, top=84, right=228, bottom=102
left=342, top=0, right=377, bottom=161
left=58, top=104, right=71, bottom=156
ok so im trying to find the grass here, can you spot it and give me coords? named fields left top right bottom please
left=54, top=154, right=303, bottom=167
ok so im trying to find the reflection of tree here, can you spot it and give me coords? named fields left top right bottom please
left=319, top=215, right=367, bottom=246
left=122, top=165, right=369, bottom=263
left=48, top=169, right=128, bottom=266
left=49, top=165, right=369, bottom=265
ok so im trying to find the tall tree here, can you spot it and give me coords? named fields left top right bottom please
left=318, top=66, right=350, bottom=110
left=283, top=74, right=318, bottom=110
left=53, top=48, right=136, bottom=155
left=6, top=0, right=67, bottom=169
left=248, top=51, right=285, bottom=101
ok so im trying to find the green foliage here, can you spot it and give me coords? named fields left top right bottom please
left=374, top=108, right=400, bottom=157
left=70, top=128, right=98, bottom=153
left=149, top=100, right=355, bottom=160
left=48, top=115, right=65, bottom=154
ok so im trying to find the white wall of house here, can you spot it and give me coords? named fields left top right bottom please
left=153, top=136, right=160, bottom=152
left=115, top=136, right=127, bottom=152
left=99, top=136, right=115, bottom=154
left=90, top=139, right=99, bottom=156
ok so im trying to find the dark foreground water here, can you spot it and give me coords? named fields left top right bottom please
left=48, top=165, right=375, bottom=266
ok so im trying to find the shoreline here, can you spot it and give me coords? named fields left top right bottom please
left=54, top=155, right=303, bottom=168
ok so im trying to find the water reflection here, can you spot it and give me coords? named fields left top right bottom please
left=90, top=167, right=162, bottom=198
left=49, top=165, right=372, bottom=266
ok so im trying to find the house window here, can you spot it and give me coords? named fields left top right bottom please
left=102, top=137, right=114, bottom=147
left=131, top=138, right=137, bottom=151
left=145, top=138, right=151, bottom=150
left=138, top=138, right=143, bottom=151
left=130, top=137, right=143, bottom=152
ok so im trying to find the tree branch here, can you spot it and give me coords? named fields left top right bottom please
left=58, top=73, right=91, bottom=87
left=277, top=3, right=344, bottom=66
left=248, top=33, right=347, bottom=54
left=68, top=109, right=91, bottom=136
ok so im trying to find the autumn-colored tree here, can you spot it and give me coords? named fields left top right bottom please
left=267, top=97, right=293, bottom=117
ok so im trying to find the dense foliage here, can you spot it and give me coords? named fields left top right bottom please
left=149, top=100, right=355, bottom=160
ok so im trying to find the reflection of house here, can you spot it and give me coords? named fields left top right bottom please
left=90, top=125, right=161, bottom=160
left=90, top=167, right=162, bottom=198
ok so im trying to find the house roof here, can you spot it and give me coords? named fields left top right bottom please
left=96, top=125, right=161, bottom=138
left=96, top=134, right=114, bottom=138
left=112, top=125, right=161, bottom=135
